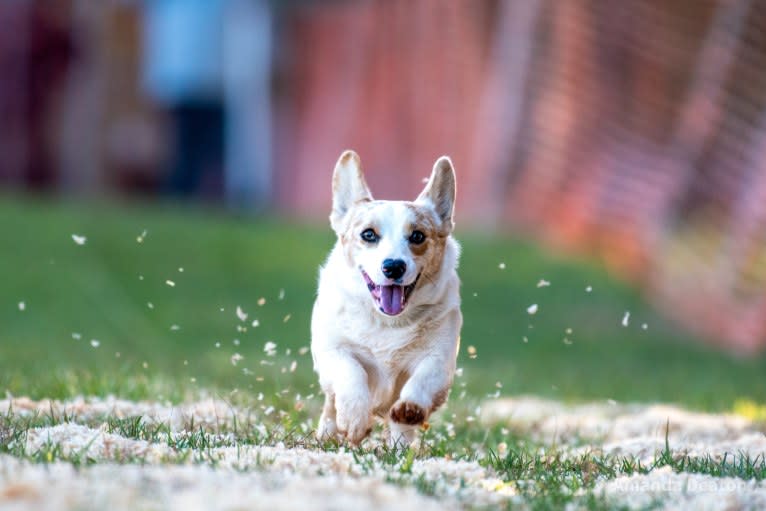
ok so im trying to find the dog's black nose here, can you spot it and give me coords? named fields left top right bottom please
left=381, top=259, right=406, bottom=280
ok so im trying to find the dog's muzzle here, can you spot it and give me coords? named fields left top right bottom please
left=361, top=268, right=420, bottom=316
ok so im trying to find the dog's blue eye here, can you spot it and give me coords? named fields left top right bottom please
left=361, top=229, right=379, bottom=243
left=409, top=230, right=426, bottom=245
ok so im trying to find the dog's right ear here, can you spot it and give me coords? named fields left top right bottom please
left=330, top=150, right=373, bottom=232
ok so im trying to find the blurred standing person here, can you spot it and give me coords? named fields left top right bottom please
left=141, top=0, right=226, bottom=198
left=140, top=0, right=272, bottom=207
left=0, top=1, right=74, bottom=188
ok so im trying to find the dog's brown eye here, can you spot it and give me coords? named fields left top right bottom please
left=409, top=230, right=426, bottom=245
left=361, top=229, right=379, bottom=243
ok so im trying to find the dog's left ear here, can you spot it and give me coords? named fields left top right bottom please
left=330, top=150, right=373, bottom=232
left=416, top=156, right=456, bottom=230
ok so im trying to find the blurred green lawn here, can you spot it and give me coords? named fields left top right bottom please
left=1, top=196, right=764, bottom=410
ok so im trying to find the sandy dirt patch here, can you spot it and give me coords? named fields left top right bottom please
left=1, top=396, right=764, bottom=510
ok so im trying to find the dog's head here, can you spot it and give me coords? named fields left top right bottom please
left=329, top=150, right=456, bottom=317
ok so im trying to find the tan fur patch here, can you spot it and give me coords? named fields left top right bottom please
left=403, top=203, right=449, bottom=282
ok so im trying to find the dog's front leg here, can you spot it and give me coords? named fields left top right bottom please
left=315, top=351, right=373, bottom=445
left=316, top=391, right=338, bottom=440
left=389, top=354, right=454, bottom=447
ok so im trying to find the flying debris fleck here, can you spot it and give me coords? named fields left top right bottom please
left=147, top=302, right=154, bottom=309
left=278, top=289, right=285, bottom=300
left=283, top=314, right=291, bottom=323
left=170, top=324, right=180, bottom=331
left=298, top=346, right=309, bottom=355
left=71, top=333, right=81, bottom=340
left=622, top=311, right=630, bottom=327
left=251, top=319, right=260, bottom=327
left=17, top=301, right=25, bottom=311
left=90, top=339, right=100, bottom=348
left=257, top=297, right=266, bottom=306
left=236, top=306, right=248, bottom=322
left=165, top=280, right=175, bottom=287
left=136, top=229, right=147, bottom=243
left=230, top=353, right=244, bottom=366
left=537, top=279, right=550, bottom=288
left=527, top=304, right=538, bottom=315
left=586, top=286, right=593, bottom=293
left=467, top=345, right=477, bottom=359
left=642, top=323, right=648, bottom=330
left=263, top=341, right=277, bottom=356
left=178, top=267, right=184, bottom=273
left=290, top=360, right=298, bottom=373
left=498, top=262, right=506, bottom=270
left=71, top=234, right=87, bottom=245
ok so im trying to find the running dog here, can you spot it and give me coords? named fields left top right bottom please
left=311, top=150, right=462, bottom=446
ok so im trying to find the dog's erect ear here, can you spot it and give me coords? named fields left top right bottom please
left=330, top=150, right=373, bottom=231
left=416, top=156, right=456, bottom=230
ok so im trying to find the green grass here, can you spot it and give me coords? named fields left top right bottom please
left=1, top=194, right=764, bottom=410
left=1, top=194, right=766, bottom=508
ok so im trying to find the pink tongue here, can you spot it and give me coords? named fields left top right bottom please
left=380, top=285, right=404, bottom=315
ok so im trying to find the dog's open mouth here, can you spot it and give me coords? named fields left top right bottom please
left=361, top=269, right=419, bottom=316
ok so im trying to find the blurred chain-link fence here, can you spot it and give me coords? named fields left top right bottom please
left=1, top=0, right=765, bottom=351
left=279, top=0, right=766, bottom=352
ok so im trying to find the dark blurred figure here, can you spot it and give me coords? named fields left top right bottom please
left=0, top=1, right=74, bottom=189
left=141, top=0, right=226, bottom=198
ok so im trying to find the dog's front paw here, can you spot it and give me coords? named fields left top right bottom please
left=335, top=400, right=373, bottom=445
left=390, top=400, right=427, bottom=425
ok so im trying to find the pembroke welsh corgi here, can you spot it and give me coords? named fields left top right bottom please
left=311, top=150, right=462, bottom=446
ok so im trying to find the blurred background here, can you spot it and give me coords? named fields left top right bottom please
left=2, top=0, right=766, bottom=406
